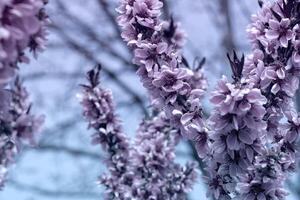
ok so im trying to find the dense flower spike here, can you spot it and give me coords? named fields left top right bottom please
left=0, top=0, right=49, bottom=84
left=245, top=0, right=300, bottom=126
left=237, top=0, right=300, bottom=199
left=206, top=73, right=268, bottom=199
left=129, top=113, right=198, bottom=199
left=0, top=79, right=44, bottom=188
left=79, top=66, right=198, bottom=199
left=79, top=65, right=132, bottom=199
left=204, top=0, right=300, bottom=198
left=236, top=149, right=289, bottom=200
left=117, top=0, right=209, bottom=157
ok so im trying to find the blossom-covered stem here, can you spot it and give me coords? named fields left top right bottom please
left=79, top=66, right=198, bottom=199
left=206, top=1, right=300, bottom=198
left=205, top=52, right=269, bottom=199
left=244, top=0, right=300, bottom=137
left=0, top=0, right=50, bottom=84
left=116, top=0, right=300, bottom=199
left=130, top=112, right=198, bottom=199
left=79, top=65, right=132, bottom=199
left=117, top=0, right=209, bottom=157
left=0, top=78, right=44, bottom=188
left=0, top=0, right=49, bottom=188
left=230, top=0, right=300, bottom=199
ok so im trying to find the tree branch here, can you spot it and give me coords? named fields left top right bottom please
left=219, top=0, right=236, bottom=52
left=26, top=144, right=102, bottom=160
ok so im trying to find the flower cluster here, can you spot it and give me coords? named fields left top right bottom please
left=79, top=66, right=197, bottom=199
left=245, top=0, right=300, bottom=133
left=0, top=0, right=49, bottom=84
left=206, top=71, right=267, bottom=198
left=234, top=0, right=300, bottom=199
left=281, top=111, right=300, bottom=159
left=236, top=149, right=289, bottom=200
left=115, top=0, right=300, bottom=199
left=201, top=0, right=300, bottom=199
left=130, top=113, right=197, bottom=199
left=0, top=0, right=48, bottom=188
left=79, top=65, right=132, bottom=199
left=0, top=79, right=44, bottom=188
left=117, top=0, right=208, bottom=157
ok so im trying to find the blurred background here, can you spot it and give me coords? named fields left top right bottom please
left=0, top=0, right=299, bottom=199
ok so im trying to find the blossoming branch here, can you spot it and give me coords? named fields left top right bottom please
left=0, top=0, right=49, bottom=188
left=79, top=65, right=198, bottom=199
left=115, top=0, right=300, bottom=199
left=117, top=0, right=209, bottom=158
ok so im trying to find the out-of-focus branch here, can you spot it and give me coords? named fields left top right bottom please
left=51, top=24, right=148, bottom=116
left=201, top=1, right=222, bottom=28
left=39, top=117, right=81, bottom=144
left=9, top=180, right=99, bottom=199
left=161, top=0, right=170, bottom=19
left=55, top=1, right=134, bottom=69
left=25, top=144, right=102, bottom=160
left=96, top=0, right=122, bottom=38
left=24, top=71, right=83, bottom=81
left=219, top=0, right=236, bottom=52
left=235, top=0, right=252, bottom=21
left=95, top=0, right=141, bottom=72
